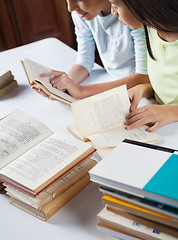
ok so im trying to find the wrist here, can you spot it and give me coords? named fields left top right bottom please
left=142, top=83, right=154, bottom=98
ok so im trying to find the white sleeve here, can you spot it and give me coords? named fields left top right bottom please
left=131, top=27, right=148, bottom=75
left=72, top=12, right=95, bottom=74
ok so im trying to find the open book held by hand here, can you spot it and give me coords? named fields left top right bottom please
left=21, top=58, right=76, bottom=104
left=69, top=85, right=162, bottom=151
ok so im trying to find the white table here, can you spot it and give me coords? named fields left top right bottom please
left=0, top=38, right=114, bottom=240
left=0, top=38, right=177, bottom=240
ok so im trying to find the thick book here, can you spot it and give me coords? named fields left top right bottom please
left=10, top=174, right=91, bottom=221
left=0, top=80, right=18, bottom=98
left=4, top=157, right=96, bottom=210
left=107, top=206, right=178, bottom=237
left=0, top=70, right=14, bottom=89
left=0, top=109, right=95, bottom=196
left=97, top=207, right=177, bottom=240
left=99, top=187, right=178, bottom=221
left=0, top=70, right=18, bottom=97
left=21, top=58, right=76, bottom=105
left=89, top=140, right=178, bottom=208
left=70, top=85, right=162, bottom=150
left=97, top=222, right=142, bottom=240
left=102, top=195, right=178, bottom=229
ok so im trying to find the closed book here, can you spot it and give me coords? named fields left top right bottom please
left=106, top=206, right=178, bottom=237
left=97, top=207, right=177, bottom=240
left=0, top=70, right=13, bottom=86
left=0, top=80, right=18, bottom=98
left=99, top=187, right=178, bottom=221
left=97, top=221, right=141, bottom=240
left=10, top=174, right=90, bottom=220
left=89, top=141, right=178, bottom=208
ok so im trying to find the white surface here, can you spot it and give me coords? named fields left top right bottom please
left=0, top=38, right=114, bottom=240
left=0, top=37, right=178, bottom=240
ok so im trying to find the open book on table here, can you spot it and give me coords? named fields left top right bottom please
left=21, top=58, right=76, bottom=105
left=0, top=110, right=95, bottom=196
left=69, top=85, right=162, bottom=154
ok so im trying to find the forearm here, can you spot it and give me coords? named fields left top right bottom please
left=119, top=73, right=150, bottom=89
left=79, top=73, right=150, bottom=98
left=141, top=83, right=154, bottom=99
left=68, top=64, right=89, bottom=84
left=168, top=105, right=178, bottom=123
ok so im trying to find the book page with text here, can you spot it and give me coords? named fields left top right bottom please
left=88, top=125, right=163, bottom=149
left=72, top=85, right=130, bottom=138
left=0, top=133, right=93, bottom=192
left=0, top=110, right=53, bottom=169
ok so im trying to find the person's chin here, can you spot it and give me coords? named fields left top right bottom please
left=83, top=15, right=94, bottom=21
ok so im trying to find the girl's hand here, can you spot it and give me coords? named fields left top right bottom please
left=32, top=87, right=56, bottom=101
left=128, top=83, right=153, bottom=111
left=125, top=105, right=178, bottom=132
left=40, top=70, right=83, bottom=99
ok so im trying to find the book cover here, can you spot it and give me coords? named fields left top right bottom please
left=89, top=141, right=178, bottom=208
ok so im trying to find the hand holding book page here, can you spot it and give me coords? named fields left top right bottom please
left=0, top=110, right=95, bottom=195
left=21, top=58, right=76, bottom=104
left=71, top=85, right=162, bottom=149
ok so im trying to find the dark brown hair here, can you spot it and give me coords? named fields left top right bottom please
left=121, top=0, right=178, bottom=59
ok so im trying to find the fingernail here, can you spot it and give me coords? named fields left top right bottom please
left=126, top=125, right=131, bottom=130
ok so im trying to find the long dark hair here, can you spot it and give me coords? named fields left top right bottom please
left=121, top=0, right=178, bottom=59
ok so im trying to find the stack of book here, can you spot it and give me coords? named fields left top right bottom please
left=0, top=110, right=96, bottom=220
left=89, top=140, right=178, bottom=240
left=0, top=70, right=18, bottom=97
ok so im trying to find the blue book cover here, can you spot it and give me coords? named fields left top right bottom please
left=89, top=141, right=178, bottom=208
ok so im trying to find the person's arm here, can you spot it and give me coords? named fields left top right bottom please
left=68, top=64, right=89, bottom=84
left=37, top=71, right=149, bottom=99
left=73, top=72, right=149, bottom=98
left=71, top=11, right=95, bottom=78
left=66, top=24, right=149, bottom=98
